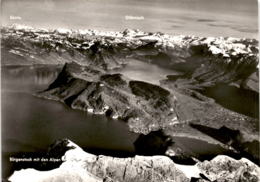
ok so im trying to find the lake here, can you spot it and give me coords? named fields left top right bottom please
left=1, top=65, right=139, bottom=178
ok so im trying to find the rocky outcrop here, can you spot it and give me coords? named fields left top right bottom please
left=9, top=139, right=190, bottom=182
left=8, top=139, right=260, bottom=182
left=197, top=155, right=260, bottom=182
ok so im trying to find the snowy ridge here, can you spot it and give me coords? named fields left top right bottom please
left=2, top=24, right=258, bottom=61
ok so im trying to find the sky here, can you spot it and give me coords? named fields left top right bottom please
left=1, top=0, right=258, bottom=38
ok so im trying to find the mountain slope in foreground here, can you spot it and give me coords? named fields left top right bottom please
left=9, top=139, right=260, bottom=182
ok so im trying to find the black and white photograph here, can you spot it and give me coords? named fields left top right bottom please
left=1, top=0, right=259, bottom=181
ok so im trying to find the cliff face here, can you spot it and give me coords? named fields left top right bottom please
left=9, top=139, right=260, bottom=182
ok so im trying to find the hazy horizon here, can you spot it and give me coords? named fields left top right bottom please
left=1, top=0, right=258, bottom=38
